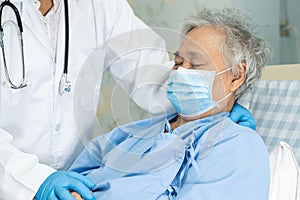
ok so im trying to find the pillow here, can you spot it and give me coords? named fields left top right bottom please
left=242, top=80, right=300, bottom=165
left=269, top=141, right=300, bottom=200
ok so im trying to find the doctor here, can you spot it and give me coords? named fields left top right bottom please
left=0, top=0, right=255, bottom=199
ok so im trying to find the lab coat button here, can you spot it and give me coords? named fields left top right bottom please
left=55, top=124, right=61, bottom=132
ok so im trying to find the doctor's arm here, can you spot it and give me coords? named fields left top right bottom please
left=103, top=0, right=174, bottom=116
left=0, top=129, right=55, bottom=200
left=0, top=129, right=95, bottom=200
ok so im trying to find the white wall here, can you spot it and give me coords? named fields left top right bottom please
left=230, top=0, right=280, bottom=64
left=279, top=0, right=300, bottom=64
left=129, top=0, right=296, bottom=65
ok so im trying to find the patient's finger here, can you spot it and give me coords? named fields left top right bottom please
left=71, top=191, right=84, bottom=200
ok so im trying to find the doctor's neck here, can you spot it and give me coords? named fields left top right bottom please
left=39, top=0, right=54, bottom=16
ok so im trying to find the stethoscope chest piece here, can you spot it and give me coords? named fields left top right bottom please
left=58, top=73, right=71, bottom=95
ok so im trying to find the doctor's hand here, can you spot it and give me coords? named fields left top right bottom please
left=230, top=103, right=256, bottom=131
left=35, top=171, right=96, bottom=200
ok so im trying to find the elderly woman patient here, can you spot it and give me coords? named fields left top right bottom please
left=70, top=8, right=271, bottom=200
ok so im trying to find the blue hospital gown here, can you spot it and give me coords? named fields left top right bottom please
left=70, top=112, right=270, bottom=199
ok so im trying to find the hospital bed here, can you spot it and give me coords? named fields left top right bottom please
left=248, top=64, right=300, bottom=200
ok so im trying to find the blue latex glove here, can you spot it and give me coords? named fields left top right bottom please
left=35, top=171, right=96, bottom=200
left=229, top=103, right=256, bottom=131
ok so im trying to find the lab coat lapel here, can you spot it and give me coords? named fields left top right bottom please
left=22, top=0, right=53, bottom=58
left=54, top=0, right=82, bottom=73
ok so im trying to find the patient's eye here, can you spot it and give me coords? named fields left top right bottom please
left=188, top=52, right=208, bottom=69
left=190, top=59, right=206, bottom=69
left=191, top=63, right=205, bottom=68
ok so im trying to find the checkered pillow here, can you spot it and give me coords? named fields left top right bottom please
left=245, top=80, right=300, bottom=164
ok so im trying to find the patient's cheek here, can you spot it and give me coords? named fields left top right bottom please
left=71, top=191, right=83, bottom=200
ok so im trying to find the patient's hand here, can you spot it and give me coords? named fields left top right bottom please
left=71, top=191, right=84, bottom=200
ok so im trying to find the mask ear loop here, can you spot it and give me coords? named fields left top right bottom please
left=215, top=67, right=232, bottom=76
left=216, top=92, right=232, bottom=105
left=215, top=67, right=233, bottom=108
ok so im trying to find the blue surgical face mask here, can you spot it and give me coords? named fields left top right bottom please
left=166, top=67, right=232, bottom=118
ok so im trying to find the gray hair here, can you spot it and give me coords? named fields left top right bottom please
left=182, top=8, right=272, bottom=100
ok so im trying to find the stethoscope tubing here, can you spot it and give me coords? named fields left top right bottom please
left=0, top=0, right=23, bottom=32
left=0, top=0, right=26, bottom=89
left=63, top=0, right=69, bottom=75
left=58, top=0, right=71, bottom=95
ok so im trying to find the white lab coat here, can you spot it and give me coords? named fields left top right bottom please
left=0, top=0, right=173, bottom=199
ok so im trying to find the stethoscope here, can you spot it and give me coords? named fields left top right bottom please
left=0, top=0, right=71, bottom=95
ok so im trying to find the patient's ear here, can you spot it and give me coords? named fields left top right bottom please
left=230, top=63, right=246, bottom=92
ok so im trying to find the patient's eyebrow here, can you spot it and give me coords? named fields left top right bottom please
left=174, top=50, right=208, bottom=63
left=188, top=51, right=206, bottom=59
